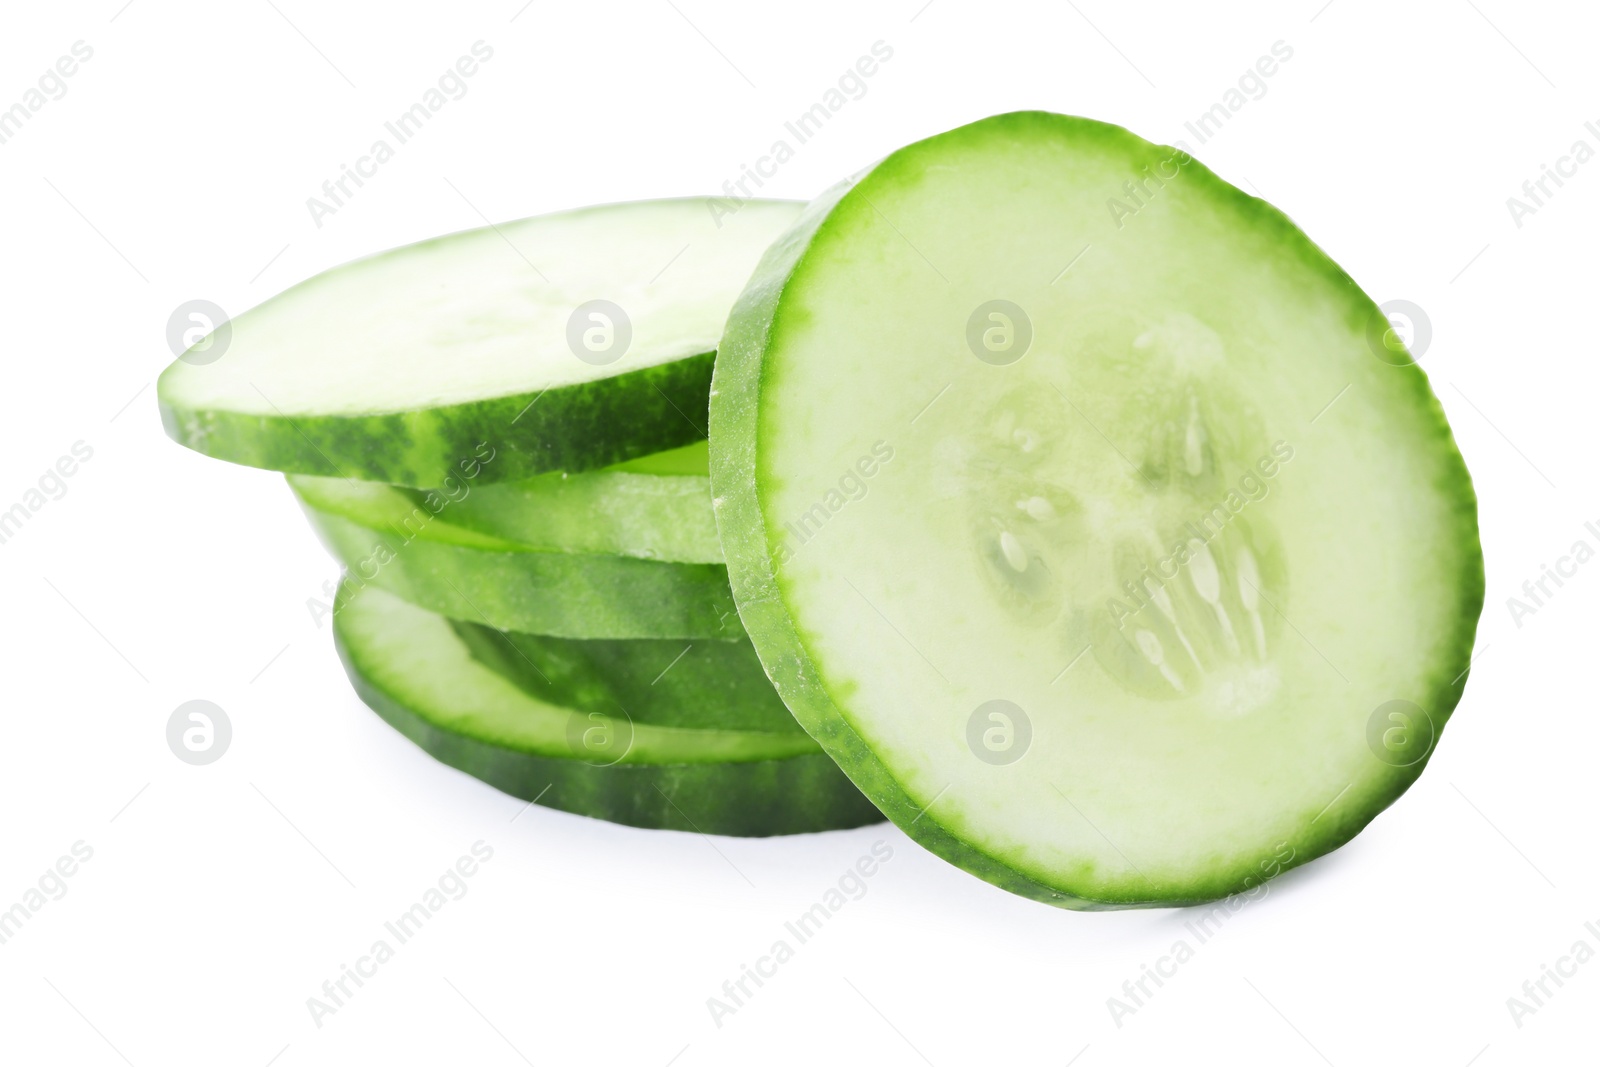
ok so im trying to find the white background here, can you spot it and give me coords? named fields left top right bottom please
left=1, top=1, right=1595, bottom=1064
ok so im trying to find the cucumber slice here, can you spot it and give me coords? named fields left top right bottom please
left=430, top=439, right=719, bottom=562
left=605, top=438, right=711, bottom=475
left=335, top=585, right=882, bottom=836
left=710, top=112, right=1483, bottom=907
left=450, top=619, right=799, bottom=733
left=159, top=199, right=803, bottom=486
left=290, top=473, right=737, bottom=639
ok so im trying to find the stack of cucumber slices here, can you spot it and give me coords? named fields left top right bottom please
left=160, top=112, right=1484, bottom=907
left=160, top=197, right=882, bottom=837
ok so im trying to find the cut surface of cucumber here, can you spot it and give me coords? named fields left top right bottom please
left=451, top=620, right=800, bottom=733
left=710, top=112, right=1483, bottom=907
left=291, top=472, right=738, bottom=639
left=428, top=439, right=719, bottom=563
left=159, top=199, right=802, bottom=486
left=335, top=585, right=882, bottom=836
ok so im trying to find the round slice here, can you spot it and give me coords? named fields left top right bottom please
left=291, top=472, right=736, bottom=639
left=159, top=198, right=803, bottom=486
left=335, top=584, right=881, bottom=836
left=710, top=112, right=1483, bottom=907
left=450, top=618, right=797, bottom=733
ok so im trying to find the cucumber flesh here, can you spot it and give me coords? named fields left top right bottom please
left=424, top=439, right=719, bottom=563
left=710, top=112, right=1483, bottom=906
left=451, top=619, right=802, bottom=734
left=159, top=199, right=803, bottom=486
left=606, top=438, right=711, bottom=475
left=290, top=473, right=738, bottom=639
left=335, top=585, right=882, bottom=836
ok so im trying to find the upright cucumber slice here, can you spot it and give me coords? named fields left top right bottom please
left=335, top=585, right=882, bottom=836
left=430, top=439, right=719, bottom=562
left=710, top=112, right=1483, bottom=907
left=451, top=620, right=800, bottom=733
left=159, top=198, right=803, bottom=486
left=290, top=473, right=737, bottom=639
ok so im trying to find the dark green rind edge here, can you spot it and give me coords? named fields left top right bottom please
left=159, top=350, right=713, bottom=488
left=334, top=620, right=885, bottom=837
left=450, top=620, right=805, bottom=734
left=708, top=110, right=1485, bottom=908
left=294, top=487, right=743, bottom=640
